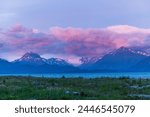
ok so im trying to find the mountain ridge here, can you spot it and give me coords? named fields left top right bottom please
left=79, top=46, right=149, bottom=71
left=1, top=47, right=150, bottom=73
left=0, top=52, right=79, bottom=73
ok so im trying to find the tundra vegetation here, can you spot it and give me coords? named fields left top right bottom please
left=0, top=76, right=150, bottom=100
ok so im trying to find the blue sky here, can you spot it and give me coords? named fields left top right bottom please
left=1, top=0, right=150, bottom=64
left=0, top=0, right=150, bottom=30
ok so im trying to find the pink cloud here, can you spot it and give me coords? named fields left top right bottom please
left=107, top=25, right=150, bottom=34
left=1, top=24, right=150, bottom=64
left=50, top=26, right=149, bottom=57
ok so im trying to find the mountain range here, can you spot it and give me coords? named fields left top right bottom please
left=80, top=46, right=150, bottom=72
left=80, top=47, right=149, bottom=72
left=1, top=47, right=150, bottom=73
left=0, top=52, right=79, bottom=73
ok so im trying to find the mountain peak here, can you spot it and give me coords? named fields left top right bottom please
left=109, top=47, right=131, bottom=55
left=118, top=46, right=128, bottom=50
left=22, top=52, right=41, bottom=59
left=117, top=46, right=131, bottom=51
left=13, top=52, right=46, bottom=65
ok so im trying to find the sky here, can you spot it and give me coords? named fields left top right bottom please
left=1, top=0, right=150, bottom=29
left=0, top=0, right=150, bottom=64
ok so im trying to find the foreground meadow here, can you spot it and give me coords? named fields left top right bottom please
left=0, top=76, right=150, bottom=100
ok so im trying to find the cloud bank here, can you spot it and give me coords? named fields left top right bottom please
left=0, top=24, right=150, bottom=64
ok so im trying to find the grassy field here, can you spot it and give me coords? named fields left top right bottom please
left=0, top=76, right=150, bottom=100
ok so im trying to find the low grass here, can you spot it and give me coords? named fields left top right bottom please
left=0, top=76, right=150, bottom=100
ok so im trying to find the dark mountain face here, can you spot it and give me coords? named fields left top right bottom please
left=0, top=59, right=12, bottom=73
left=0, top=59, right=10, bottom=65
left=131, top=57, right=150, bottom=71
left=88, top=47, right=148, bottom=71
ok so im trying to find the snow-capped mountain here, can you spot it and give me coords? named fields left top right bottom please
left=46, top=58, right=71, bottom=66
left=89, top=47, right=149, bottom=71
left=13, top=52, right=47, bottom=65
left=130, top=46, right=150, bottom=56
left=13, top=52, right=72, bottom=67
left=2, top=48, right=150, bottom=73
left=5, top=52, right=78, bottom=73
